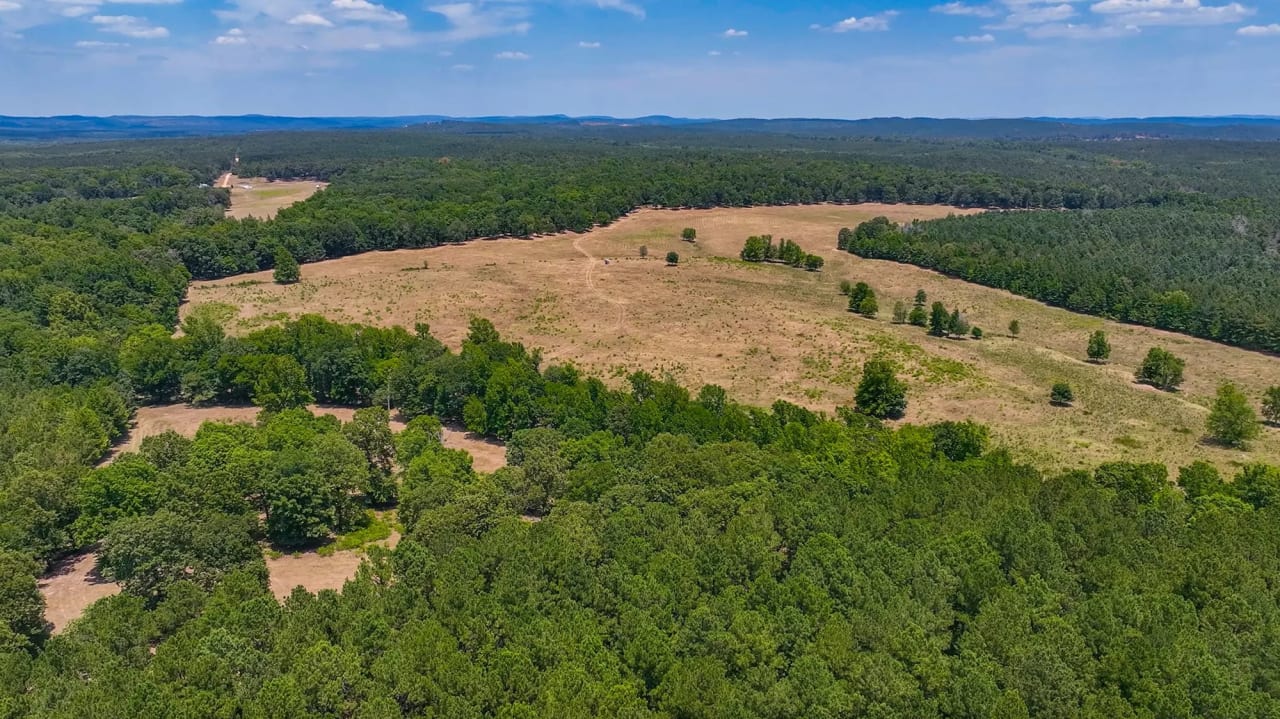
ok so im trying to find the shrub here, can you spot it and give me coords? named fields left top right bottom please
left=1050, top=382, right=1074, bottom=406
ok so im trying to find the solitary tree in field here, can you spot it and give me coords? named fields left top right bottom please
left=1008, top=319, right=1021, bottom=338
left=908, top=305, right=928, bottom=327
left=855, top=359, right=907, bottom=419
left=1087, top=330, right=1111, bottom=363
left=1264, top=386, right=1280, bottom=425
left=804, top=254, right=825, bottom=272
left=273, top=247, right=300, bottom=284
left=639, top=245, right=648, bottom=258
left=970, top=326, right=983, bottom=339
left=929, top=302, right=951, bottom=337
left=681, top=228, right=697, bottom=242
left=914, top=289, right=927, bottom=308
left=665, top=251, right=680, bottom=266
left=1206, top=382, right=1260, bottom=448
left=1136, top=347, right=1185, bottom=391
left=1050, top=382, right=1075, bottom=406
left=892, top=301, right=908, bottom=324
left=949, top=308, right=970, bottom=337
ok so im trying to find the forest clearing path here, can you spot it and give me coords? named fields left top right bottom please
left=572, top=233, right=629, bottom=331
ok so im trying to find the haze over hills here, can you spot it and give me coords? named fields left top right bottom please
left=6, top=113, right=1280, bottom=144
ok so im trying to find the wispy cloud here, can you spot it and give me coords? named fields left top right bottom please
left=813, top=11, right=900, bottom=32
left=1090, top=0, right=1252, bottom=26
left=330, top=0, right=405, bottom=24
left=933, top=2, right=1001, bottom=17
left=578, top=40, right=601, bottom=48
left=722, top=28, right=747, bottom=37
left=91, top=14, right=167, bottom=38
left=954, top=32, right=997, bottom=41
left=592, top=0, right=644, bottom=19
left=213, top=27, right=247, bottom=45
left=1026, top=21, right=1142, bottom=37
left=287, top=12, right=334, bottom=27
left=427, top=2, right=531, bottom=43
left=494, top=49, right=529, bottom=60
left=1237, top=23, right=1280, bottom=35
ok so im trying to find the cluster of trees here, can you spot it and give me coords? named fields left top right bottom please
left=841, top=281, right=878, bottom=316
left=840, top=208, right=1280, bottom=354
left=740, top=234, right=824, bottom=271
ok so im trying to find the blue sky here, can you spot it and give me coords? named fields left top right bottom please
left=1, top=0, right=1278, bottom=117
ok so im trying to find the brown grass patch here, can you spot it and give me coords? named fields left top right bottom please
left=225, top=175, right=327, bottom=220
left=38, top=552, right=120, bottom=635
left=182, top=204, right=1280, bottom=473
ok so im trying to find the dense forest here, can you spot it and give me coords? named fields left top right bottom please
left=840, top=207, right=1280, bottom=353
left=4, top=125, right=1280, bottom=716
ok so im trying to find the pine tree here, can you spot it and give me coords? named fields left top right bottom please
left=929, top=302, right=951, bottom=337
left=1087, top=330, right=1111, bottom=363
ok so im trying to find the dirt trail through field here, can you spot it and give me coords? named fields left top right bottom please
left=215, top=172, right=232, bottom=189
left=573, top=234, right=630, bottom=331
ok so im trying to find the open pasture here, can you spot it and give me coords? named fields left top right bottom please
left=225, top=175, right=327, bottom=220
left=184, top=203, right=1280, bottom=472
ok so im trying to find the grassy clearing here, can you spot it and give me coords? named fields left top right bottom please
left=183, top=204, right=1280, bottom=473
left=225, top=176, right=327, bottom=220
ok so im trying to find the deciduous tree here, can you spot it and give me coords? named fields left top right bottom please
left=1135, top=347, right=1185, bottom=391
left=855, top=359, right=907, bottom=419
left=1206, top=382, right=1260, bottom=448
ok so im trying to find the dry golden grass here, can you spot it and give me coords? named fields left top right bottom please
left=225, top=175, right=327, bottom=220
left=184, top=204, right=1280, bottom=473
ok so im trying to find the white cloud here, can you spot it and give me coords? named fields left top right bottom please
left=1238, top=23, right=1280, bottom=35
left=707, top=49, right=720, bottom=55
left=954, top=32, right=997, bottom=41
left=90, top=14, right=168, bottom=38
left=592, top=0, right=644, bottom=19
left=1090, top=0, right=1252, bottom=26
left=61, top=5, right=94, bottom=16
left=933, top=2, right=1000, bottom=16
left=578, top=40, right=600, bottom=47
left=1026, top=21, right=1141, bottom=37
left=817, top=11, right=900, bottom=32
left=451, top=63, right=474, bottom=70
left=494, top=49, right=529, bottom=60
left=995, top=2, right=1076, bottom=26
left=75, top=39, right=129, bottom=47
left=214, top=27, right=247, bottom=44
left=722, top=28, right=747, bottom=37
left=0, top=1, right=19, bottom=11
left=330, top=0, right=405, bottom=24
left=287, top=12, right=333, bottom=27
left=427, top=3, right=531, bottom=42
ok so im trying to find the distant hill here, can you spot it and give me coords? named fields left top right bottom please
left=4, top=113, right=1280, bottom=143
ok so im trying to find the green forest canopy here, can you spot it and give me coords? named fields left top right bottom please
left=4, top=126, right=1280, bottom=716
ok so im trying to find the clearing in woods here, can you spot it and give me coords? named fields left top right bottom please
left=48, top=405, right=508, bottom=627
left=182, top=203, right=1280, bottom=473
left=223, top=174, right=327, bottom=220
